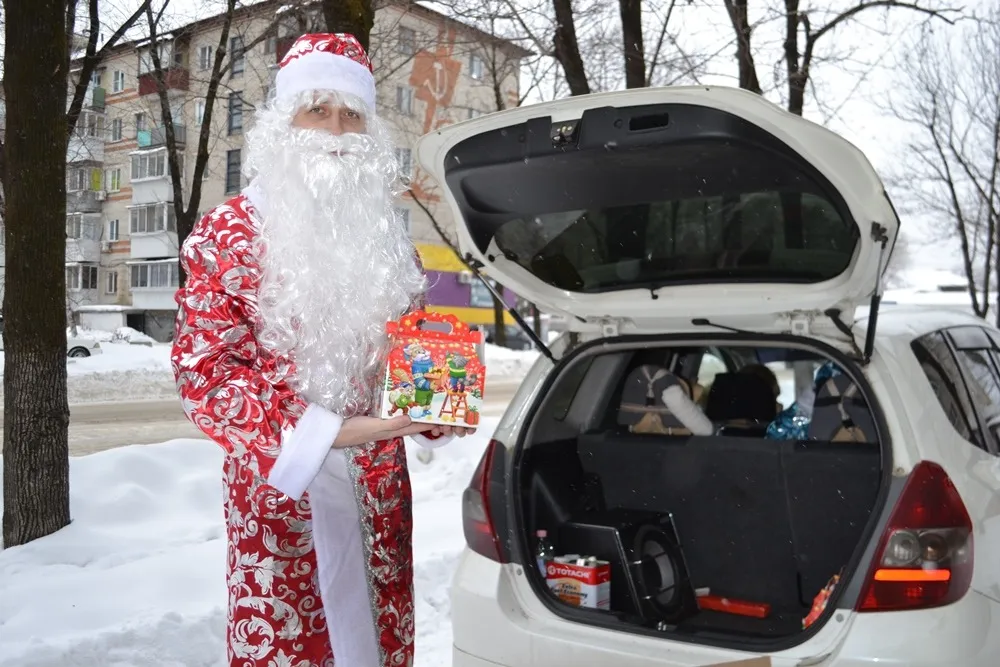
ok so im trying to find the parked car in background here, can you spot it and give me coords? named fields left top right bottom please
left=417, top=86, right=1000, bottom=666
left=0, top=318, right=103, bottom=358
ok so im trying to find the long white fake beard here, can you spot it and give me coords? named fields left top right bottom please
left=250, top=126, right=426, bottom=416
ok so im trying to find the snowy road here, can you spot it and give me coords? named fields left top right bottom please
left=0, top=378, right=524, bottom=457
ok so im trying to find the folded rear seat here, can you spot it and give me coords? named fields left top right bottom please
left=780, top=373, right=881, bottom=603
left=577, top=431, right=801, bottom=611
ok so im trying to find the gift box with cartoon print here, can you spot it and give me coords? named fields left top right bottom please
left=380, top=310, right=486, bottom=427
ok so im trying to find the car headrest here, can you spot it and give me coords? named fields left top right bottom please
left=705, top=372, right=779, bottom=422
left=806, top=374, right=877, bottom=443
left=618, top=365, right=701, bottom=435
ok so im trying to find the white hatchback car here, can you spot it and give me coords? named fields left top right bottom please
left=416, top=87, right=1000, bottom=666
left=0, top=318, right=103, bottom=357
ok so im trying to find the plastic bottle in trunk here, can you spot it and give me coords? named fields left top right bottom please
left=535, top=529, right=555, bottom=575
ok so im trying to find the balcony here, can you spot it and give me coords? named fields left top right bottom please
left=67, top=189, right=104, bottom=213
left=138, top=67, right=189, bottom=96
left=66, top=238, right=101, bottom=263
left=128, top=259, right=180, bottom=310
left=67, top=135, right=104, bottom=164
left=137, top=123, right=186, bottom=149
left=83, top=85, right=106, bottom=111
left=130, top=231, right=179, bottom=260
left=66, top=213, right=102, bottom=262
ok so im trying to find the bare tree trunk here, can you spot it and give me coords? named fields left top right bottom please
left=619, top=0, right=646, bottom=88
left=552, top=0, right=590, bottom=95
left=2, top=0, right=72, bottom=547
left=66, top=0, right=151, bottom=138
left=722, top=0, right=761, bottom=93
left=321, top=0, right=374, bottom=51
left=146, top=0, right=236, bottom=287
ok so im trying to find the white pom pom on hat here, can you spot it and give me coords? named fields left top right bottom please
left=275, top=33, right=377, bottom=112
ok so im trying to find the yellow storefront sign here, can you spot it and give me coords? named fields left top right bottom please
left=414, top=242, right=468, bottom=273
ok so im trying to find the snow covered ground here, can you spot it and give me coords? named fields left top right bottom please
left=0, top=421, right=496, bottom=667
left=0, top=340, right=539, bottom=405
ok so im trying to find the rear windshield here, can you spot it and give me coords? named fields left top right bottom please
left=493, top=191, right=857, bottom=293
left=444, top=103, right=861, bottom=294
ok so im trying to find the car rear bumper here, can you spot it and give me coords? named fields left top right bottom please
left=452, top=548, right=1000, bottom=667
left=453, top=646, right=507, bottom=667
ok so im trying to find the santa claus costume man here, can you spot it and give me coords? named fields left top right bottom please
left=172, top=33, right=471, bottom=667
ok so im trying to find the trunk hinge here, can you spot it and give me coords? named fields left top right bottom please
left=862, top=223, right=890, bottom=366
left=464, top=255, right=556, bottom=363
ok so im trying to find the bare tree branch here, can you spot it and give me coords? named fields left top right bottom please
left=67, top=0, right=153, bottom=138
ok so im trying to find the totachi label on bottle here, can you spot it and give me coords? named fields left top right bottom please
left=545, top=558, right=611, bottom=610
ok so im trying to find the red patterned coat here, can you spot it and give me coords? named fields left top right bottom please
left=172, top=193, right=446, bottom=667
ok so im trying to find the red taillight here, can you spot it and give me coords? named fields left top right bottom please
left=858, top=461, right=973, bottom=612
left=462, top=439, right=505, bottom=562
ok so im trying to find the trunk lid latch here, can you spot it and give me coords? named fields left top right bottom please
left=599, top=318, right=622, bottom=337
left=789, top=312, right=811, bottom=336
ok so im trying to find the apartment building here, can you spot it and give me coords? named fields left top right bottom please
left=66, top=0, right=528, bottom=341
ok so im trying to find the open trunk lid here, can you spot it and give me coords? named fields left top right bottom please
left=415, top=87, right=900, bottom=343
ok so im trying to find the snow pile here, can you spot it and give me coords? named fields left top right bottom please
left=0, top=344, right=177, bottom=404
left=69, top=326, right=157, bottom=346
left=0, top=422, right=496, bottom=666
left=485, top=342, right=539, bottom=379
left=0, top=333, right=537, bottom=405
left=1, top=341, right=537, bottom=405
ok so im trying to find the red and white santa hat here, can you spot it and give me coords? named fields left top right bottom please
left=276, top=33, right=376, bottom=112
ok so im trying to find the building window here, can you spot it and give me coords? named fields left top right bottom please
left=261, top=84, right=271, bottom=104
left=67, top=264, right=99, bottom=290
left=112, top=70, right=125, bottom=93
left=264, top=34, right=277, bottom=54
left=198, top=45, right=213, bottom=71
left=194, top=98, right=206, bottom=126
left=396, top=86, right=413, bottom=115
left=228, top=92, right=243, bottom=135
left=469, top=54, right=485, bottom=80
left=105, top=270, right=118, bottom=295
left=106, top=167, right=122, bottom=192
left=90, top=69, right=103, bottom=87
left=398, top=26, right=416, bottom=55
left=130, top=262, right=180, bottom=289
left=66, top=214, right=85, bottom=239
left=67, top=168, right=88, bottom=192
left=138, top=43, right=173, bottom=75
left=225, top=149, right=242, bottom=194
left=107, top=219, right=120, bottom=241
left=135, top=112, right=147, bottom=135
left=395, top=148, right=412, bottom=177
left=82, top=112, right=105, bottom=138
left=110, top=118, right=123, bottom=141
left=130, top=151, right=166, bottom=180
left=129, top=204, right=176, bottom=234
left=230, top=36, right=245, bottom=76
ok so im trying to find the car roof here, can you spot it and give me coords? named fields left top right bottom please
left=856, top=303, right=994, bottom=344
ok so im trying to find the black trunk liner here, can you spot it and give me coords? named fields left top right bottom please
left=522, top=431, right=880, bottom=637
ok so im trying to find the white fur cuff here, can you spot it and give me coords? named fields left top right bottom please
left=268, top=404, right=344, bottom=500
left=409, top=433, right=455, bottom=450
